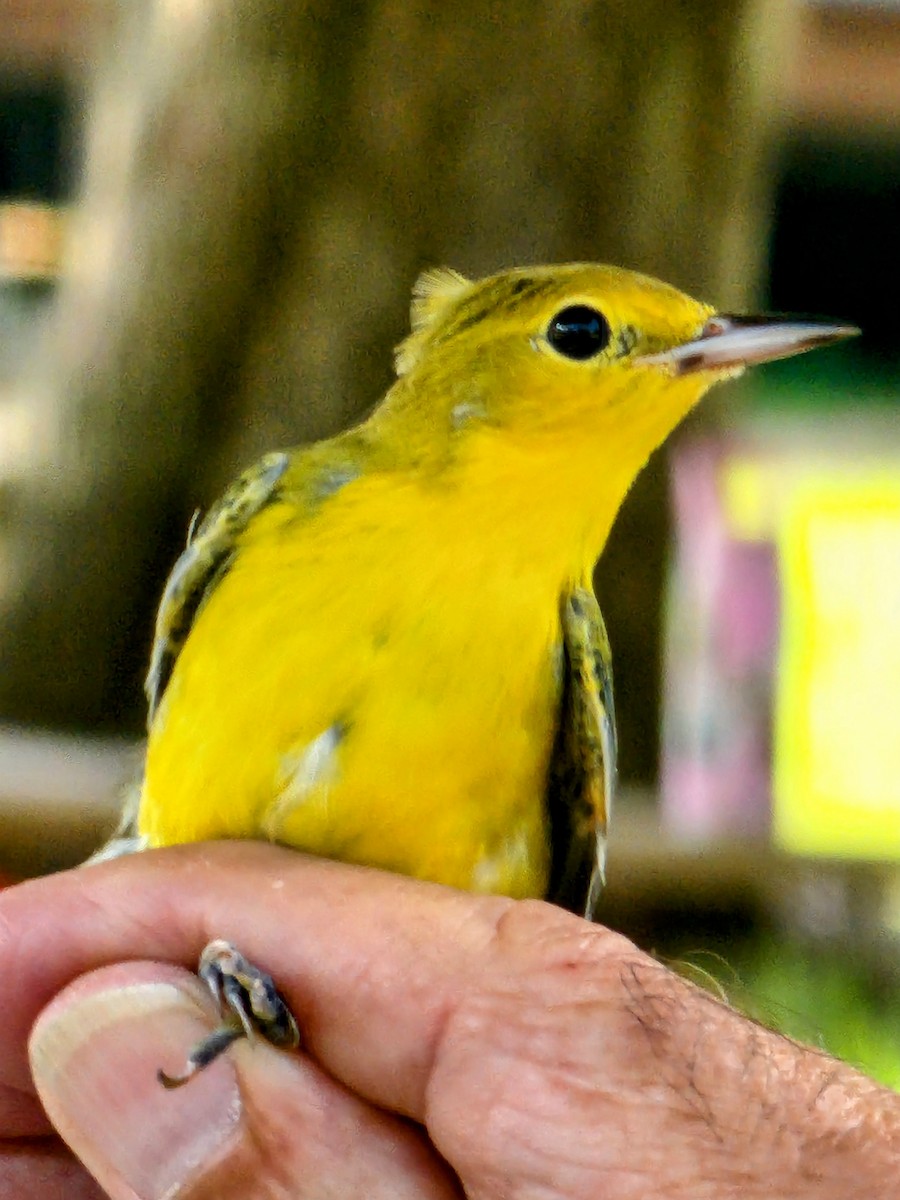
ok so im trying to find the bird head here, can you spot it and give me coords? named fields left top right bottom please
left=394, top=263, right=855, bottom=439
left=382, top=262, right=857, bottom=552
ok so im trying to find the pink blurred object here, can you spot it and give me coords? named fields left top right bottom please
left=661, top=438, right=778, bottom=841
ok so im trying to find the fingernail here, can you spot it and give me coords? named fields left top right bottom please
left=30, top=981, right=242, bottom=1199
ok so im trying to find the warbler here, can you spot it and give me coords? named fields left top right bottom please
left=118, top=262, right=855, bottom=1084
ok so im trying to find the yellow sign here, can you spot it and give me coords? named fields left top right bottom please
left=774, top=476, right=900, bottom=859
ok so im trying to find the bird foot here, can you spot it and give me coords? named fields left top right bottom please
left=158, top=939, right=300, bottom=1089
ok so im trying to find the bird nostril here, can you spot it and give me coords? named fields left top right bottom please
left=700, top=316, right=732, bottom=339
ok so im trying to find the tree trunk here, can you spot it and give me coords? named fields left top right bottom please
left=0, top=0, right=797, bottom=780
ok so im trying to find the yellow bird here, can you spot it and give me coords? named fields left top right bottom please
left=121, top=262, right=854, bottom=1084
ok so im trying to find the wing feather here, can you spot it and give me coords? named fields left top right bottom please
left=145, top=451, right=289, bottom=721
left=545, top=587, right=617, bottom=919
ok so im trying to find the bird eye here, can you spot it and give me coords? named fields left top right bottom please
left=545, top=305, right=611, bottom=360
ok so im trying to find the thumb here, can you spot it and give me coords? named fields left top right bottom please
left=29, top=962, right=457, bottom=1200
left=29, top=963, right=239, bottom=1198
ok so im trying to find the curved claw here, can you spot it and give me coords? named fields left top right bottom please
left=157, top=1024, right=245, bottom=1089
left=157, top=939, right=301, bottom=1089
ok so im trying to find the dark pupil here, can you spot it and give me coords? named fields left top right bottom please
left=547, top=305, right=611, bottom=360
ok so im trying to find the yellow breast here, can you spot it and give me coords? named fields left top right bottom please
left=140, top=467, right=573, bottom=898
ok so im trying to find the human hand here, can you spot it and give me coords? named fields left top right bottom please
left=1, top=841, right=898, bottom=1199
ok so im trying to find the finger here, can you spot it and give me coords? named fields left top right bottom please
left=29, top=961, right=462, bottom=1200
left=0, top=1139, right=104, bottom=1200
left=0, top=842, right=626, bottom=1121
left=0, top=1081, right=49, bottom=1137
left=0, top=843, right=516, bottom=1117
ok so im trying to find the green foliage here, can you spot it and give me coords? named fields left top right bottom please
left=696, top=938, right=900, bottom=1091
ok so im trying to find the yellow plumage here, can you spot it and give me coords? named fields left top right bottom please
left=136, top=262, right=853, bottom=913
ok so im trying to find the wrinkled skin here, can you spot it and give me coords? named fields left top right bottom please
left=1, top=843, right=898, bottom=1199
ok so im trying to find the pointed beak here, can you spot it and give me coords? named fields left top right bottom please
left=634, top=314, right=860, bottom=375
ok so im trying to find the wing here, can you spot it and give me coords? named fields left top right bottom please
left=145, top=451, right=290, bottom=723
left=545, top=586, right=618, bottom=920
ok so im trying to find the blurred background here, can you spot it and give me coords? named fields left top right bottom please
left=1, top=0, right=898, bottom=1084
